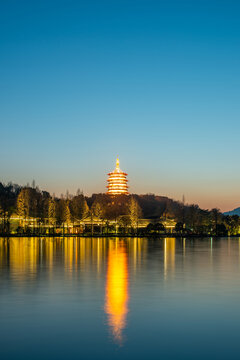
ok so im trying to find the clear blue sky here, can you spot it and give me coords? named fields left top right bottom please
left=1, top=0, right=240, bottom=211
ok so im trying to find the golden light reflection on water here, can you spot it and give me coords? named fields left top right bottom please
left=64, top=237, right=74, bottom=275
left=3, top=238, right=39, bottom=281
left=2, top=236, right=240, bottom=346
left=164, top=238, right=175, bottom=278
left=105, top=240, right=129, bottom=344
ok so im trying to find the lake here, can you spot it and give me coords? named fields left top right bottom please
left=1, top=237, right=240, bottom=359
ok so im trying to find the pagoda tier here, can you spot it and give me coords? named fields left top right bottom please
left=107, top=158, right=129, bottom=195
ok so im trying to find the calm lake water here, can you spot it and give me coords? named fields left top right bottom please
left=1, top=237, right=240, bottom=359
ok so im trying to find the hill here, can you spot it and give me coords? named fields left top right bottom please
left=224, top=207, right=240, bottom=216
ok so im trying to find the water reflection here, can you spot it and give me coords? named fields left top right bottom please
left=2, top=237, right=240, bottom=286
left=164, top=238, right=175, bottom=278
left=105, top=240, right=129, bottom=344
left=0, top=237, right=39, bottom=282
left=2, top=236, right=240, bottom=357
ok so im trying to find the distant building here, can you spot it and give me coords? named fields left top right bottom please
left=107, top=158, right=129, bottom=195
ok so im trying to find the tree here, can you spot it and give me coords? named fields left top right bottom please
left=57, top=199, right=71, bottom=233
left=71, top=194, right=89, bottom=221
left=117, top=215, right=131, bottom=234
left=175, top=222, right=184, bottom=233
left=48, top=197, right=56, bottom=228
left=128, top=196, right=142, bottom=233
left=211, top=208, right=222, bottom=235
left=146, top=223, right=154, bottom=233
left=186, top=205, right=200, bottom=232
left=63, top=201, right=71, bottom=225
left=91, top=201, right=105, bottom=234
left=82, top=199, right=89, bottom=219
left=0, top=183, right=20, bottom=230
left=92, top=201, right=104, bottom=219
left=154, top=222, right=165, bottom=233
left=17, top=188, right=30, bottom=227
left=216, top=223, right=227, bottom=236
left=224, top=215, right=240, bottom=235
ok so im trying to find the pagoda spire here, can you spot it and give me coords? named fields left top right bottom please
left=116, top=157, right=120, bottom=170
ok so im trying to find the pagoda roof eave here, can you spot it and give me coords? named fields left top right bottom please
left=108, top=172, right=128, bottom=176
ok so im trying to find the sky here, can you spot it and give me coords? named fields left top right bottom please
left=0, top=0, right=240, bottom=212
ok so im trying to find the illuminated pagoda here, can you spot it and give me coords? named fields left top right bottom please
left=107, top=158, right=129, bottom=195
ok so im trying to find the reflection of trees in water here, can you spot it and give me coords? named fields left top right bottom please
left=2, top=236, right=240, bottom=344
left=0, top=237, right=39, bottom=282
left=0, top=237, right=149, bottom=287
left=2, top=237, right=233, bottom=288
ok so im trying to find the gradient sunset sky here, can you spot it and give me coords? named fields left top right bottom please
left=1, top=0, right=240, bottom=211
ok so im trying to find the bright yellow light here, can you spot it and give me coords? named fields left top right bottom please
left=105, top=241, right=129, bottom=344
left=107, top=158, right=129, bottom=195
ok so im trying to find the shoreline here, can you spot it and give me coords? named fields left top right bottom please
left=0, top=234, right=239, bottom=239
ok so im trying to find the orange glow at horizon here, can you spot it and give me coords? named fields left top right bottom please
left=105, top=241, right=129, bottom=344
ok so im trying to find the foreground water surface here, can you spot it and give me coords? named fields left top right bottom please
left=0, top=237, right=240, bottom=359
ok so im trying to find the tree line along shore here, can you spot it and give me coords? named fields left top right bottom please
left=0, top=182, right=239, bottom=237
